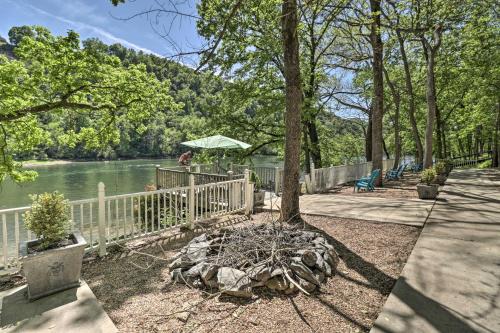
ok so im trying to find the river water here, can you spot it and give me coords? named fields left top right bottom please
left=0, top=156, right=281, bottom=210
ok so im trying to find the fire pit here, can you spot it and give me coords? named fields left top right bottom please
left=169, top=223, right=340, bottom=297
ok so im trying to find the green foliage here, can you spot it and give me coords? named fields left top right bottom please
left=478, top=160, right=492, bottom=169
left=434, top=161, right=446, bottom=175
left=250, top=171, right=262, bottom=191
left=23, top=192, right=72, bottom=250
left=420, top=168, right=436, bottom=185
left=0, top=26, right=177, bottom=183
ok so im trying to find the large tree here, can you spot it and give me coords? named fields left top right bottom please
left=0, top=27, right=175, bottom=182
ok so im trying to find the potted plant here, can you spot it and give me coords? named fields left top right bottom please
left=250, top=171, right=265, bottom=206
left=433, top=161, right=447, bottom=185
left=416, top=168, right=439, bottom=200
left=20, top=192, right=86, bottom=300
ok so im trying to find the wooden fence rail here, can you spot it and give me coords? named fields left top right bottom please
left=0, top=173, right=253, bottom=272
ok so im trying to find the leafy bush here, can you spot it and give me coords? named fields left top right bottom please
left=478, top=160, right=492, bottom=169
left=420, top=168, right=436, bottom=185
left=434, top=161, right=446, bottom=175
left=24, top=191, right=72, bottom=250
left=250, top=171, right=262, bottom=191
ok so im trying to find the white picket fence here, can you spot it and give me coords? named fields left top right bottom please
left=306, top=159, right=395, bottom=193
left=0, top=173, right=253, bottom=271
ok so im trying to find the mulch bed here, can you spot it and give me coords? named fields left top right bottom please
left=81, top=213, right=421, bottom=333
left=326, top=173, right=421, bottom=199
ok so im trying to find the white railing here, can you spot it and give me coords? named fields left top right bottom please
left=0, top=173, right=253, bottom=271
left=306, top=159, right=395, bottom=193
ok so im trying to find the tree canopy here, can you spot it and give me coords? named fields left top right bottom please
left=0, top=27, right=176, bottom=182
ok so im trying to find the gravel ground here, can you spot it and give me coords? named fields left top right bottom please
left=327, top=173, right=421, bottom=199
left=82, top=213, right=421, bottom=333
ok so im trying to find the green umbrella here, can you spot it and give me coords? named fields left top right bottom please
left=181, top=135, right=251, bottom=150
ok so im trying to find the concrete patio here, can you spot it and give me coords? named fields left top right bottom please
left=0, top=281, right=117, bottom=333
left=263, top=192, right=434, bottom=227
left=371, top=168, right=500, bottom=333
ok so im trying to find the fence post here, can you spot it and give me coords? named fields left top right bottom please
left=228, top=170, right=233, bottom=180
left=228, top=162, right=233, bottom=173
left=194, top=164, right=201, bottom=173
left=97, top=182, right=107, bottom=257
left=244, top=169, right=252, bottom=215
left=155, top=165, right=160, bottom=189
left=274, top=167, right=280, bottom=195
left=188, top=174, right=195, bottom=229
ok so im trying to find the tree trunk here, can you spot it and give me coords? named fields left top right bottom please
left=435, top=104, right=443, bottom=159
left=308, top=120, right=322, bottom=168
left=383, top=67, right=401, bottom=168
left=493, top=102, right=500, bottom=167
left=280, top=0, right=302, bottom=222
left=370, top=0, right=383, bottom=185
left=382, top=138, right=390, bottom=160
left=422, top=44, right=438, bottom=168
left=365, top=110, right=373, bottom=162
left=303, top=126, right=311, bottom=174
left=397, top=31, right=423, bottom=163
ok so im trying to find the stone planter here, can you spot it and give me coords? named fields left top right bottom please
left=416, top=184, right=439, bottom=200
left=433, top=174, right=447, bottom=186
left=20, top=231, right=86, bottom=300
left=253, top=190, right=265, bottom=207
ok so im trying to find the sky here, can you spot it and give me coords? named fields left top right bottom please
left=0, top=0, right=203, bottom=62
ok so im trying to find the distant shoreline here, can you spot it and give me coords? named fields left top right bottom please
left=19, top=157, right=175, bottom=168
left=21, top=159, right=75, bottom=168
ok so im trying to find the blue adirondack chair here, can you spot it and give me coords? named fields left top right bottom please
left=385, top=164, right=406, bottom=180
left=354, top=169, right=380, bottom=192
left=410, top=163, right=423, bottom=172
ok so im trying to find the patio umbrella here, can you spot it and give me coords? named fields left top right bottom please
left=181, top=135, right=251, bottom=173
left=181, top=135, right=251, bottom=150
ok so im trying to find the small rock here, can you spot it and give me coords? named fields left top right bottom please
left=271, top=268, right=283, bottom=278
left=217, top=267, right=252, bottom=298
left=246, top=265, right=271, bottom=284
left=312, top=237, right=326, bottom=245
left=189, top=234, right=207, bottom=244
left=313, top=269, right=325, bottom=283
left=265, top=276, right=288, bottom=291
left=175, top=311, right=191, bottom=322
left=284, top=282, right=298, bottom=295
left=298, top=277, right=316, bottom=293
left=301, top=250, right=317, bottom=267
left=200, top=264, right=219, bottom=285
left=323, top=248, right=340, bottom=271
left=170, top=268, right=184, bottom=283
left=290, top=259, right=320, bottom=286
left=185, top=241, right=209, bottom=263
left=323, top=261, right=332, bottom=277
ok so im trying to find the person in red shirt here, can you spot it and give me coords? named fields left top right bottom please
left=178, top=151, right=192, bottom=166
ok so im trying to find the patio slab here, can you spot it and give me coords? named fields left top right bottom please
left=0, top=280, right=117, bottom=333
left=263, top=193, right=433, bottom=227
left=371, top=168, right=500, bottom=333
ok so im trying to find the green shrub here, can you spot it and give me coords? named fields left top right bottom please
left=478, top=160, right=491, bottom=169
left=434, top=161, right=446, bottom=175
left=250, top=171, right=262, bottom=191
left=420, top=168, right=436, bottom=185
left=24, top=191, right=72, bottom=250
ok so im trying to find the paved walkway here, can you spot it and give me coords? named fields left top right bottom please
left=263, top=193, right=433, bottom=227
left=371, top=169, right=500, bottom=333
left=0, top=281, right=117, bottom=333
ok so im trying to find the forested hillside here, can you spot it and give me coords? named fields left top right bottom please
left=1, top=26, right=365, bottom=166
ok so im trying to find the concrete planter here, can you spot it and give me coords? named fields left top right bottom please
left=253, top=191, right=266, bottom=207
left=20, top=231, right=86, bottom=300
left=433, top=174, right=447, bottom=186
left=416, top=184, right=439, bottom=200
